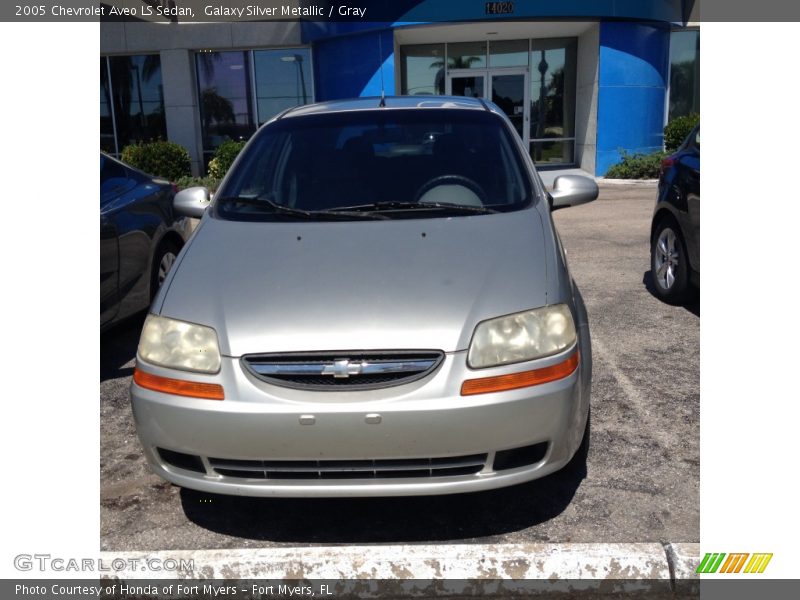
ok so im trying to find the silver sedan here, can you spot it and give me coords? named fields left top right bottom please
left=130, top=96, right=597, bottom=497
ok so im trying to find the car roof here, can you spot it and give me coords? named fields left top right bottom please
left=280, top=96, right=499, bottom=119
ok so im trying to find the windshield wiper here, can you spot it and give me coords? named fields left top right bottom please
left=328, top=201, right=499, bottom=215
left=216, top=195, right=389, bottom=220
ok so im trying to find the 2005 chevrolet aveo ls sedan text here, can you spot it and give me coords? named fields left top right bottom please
left=131, top=96, right=598, bottom=497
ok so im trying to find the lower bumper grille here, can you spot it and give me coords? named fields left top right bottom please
left=207, top=454, right=487, bottom=480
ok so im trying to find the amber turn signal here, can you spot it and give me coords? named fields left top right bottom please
left=461, top=352, right=579, bottom=396
left=133, top=367, right=225, bottom=400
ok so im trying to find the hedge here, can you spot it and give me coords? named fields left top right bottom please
left=121, top=140, right=191, bottom=181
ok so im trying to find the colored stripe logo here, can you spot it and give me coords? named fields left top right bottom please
left=696, top=553, right=773, bottom=574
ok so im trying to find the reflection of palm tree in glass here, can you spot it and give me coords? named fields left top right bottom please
left=669, top=60, right=695, bottom=118
left=107, top=55, right=162, bottom=145
left=200, top=88, right=235, bottom=145
left=197, top=52, right=221, bottom=82
left=531, top=69, right=565, bottom=131
left=546, top=68, right=564, bottom=136
left=429, top=56, right=481, bottom=95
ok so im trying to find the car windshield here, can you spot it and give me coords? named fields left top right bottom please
left=216, top=109, right=532, bottom=220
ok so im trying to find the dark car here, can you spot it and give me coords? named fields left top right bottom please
left=100, top=153, right=191, bottom=330
left=650, top=125, right=700, bottom=303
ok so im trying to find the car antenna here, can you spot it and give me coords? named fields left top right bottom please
left=378, top=33, right=386, bottom=107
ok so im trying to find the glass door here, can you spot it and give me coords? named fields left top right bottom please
left=446, top=71, right=486, bottom=99
left=490, top=70, right=529, bottom=147
left=448, top=68, right=530, bottom=148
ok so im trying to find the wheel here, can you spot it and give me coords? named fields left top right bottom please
left=151, top=239, right=181, bottom=300
left=651, top=217, right=690, bottom=303
left=413, top=175, right=488, bottom=206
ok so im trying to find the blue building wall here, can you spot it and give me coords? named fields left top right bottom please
left=596, top=22, right=670, bottom=176
left=313, top=29, right=395, bottom=100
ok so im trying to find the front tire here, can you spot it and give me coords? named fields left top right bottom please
left=651, top=218, right=689, bottom=304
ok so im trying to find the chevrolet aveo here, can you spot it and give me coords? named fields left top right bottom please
left=131, top=97, right=598, bottom=497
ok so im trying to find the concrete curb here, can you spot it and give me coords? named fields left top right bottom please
left=599, top=179, right=658, bottom=186
left=102, top=543, right=699, bottom=586
left=664, top=542, right=701, bottom=591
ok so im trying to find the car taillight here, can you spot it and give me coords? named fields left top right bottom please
left=660, top=156, right=676, bottom=177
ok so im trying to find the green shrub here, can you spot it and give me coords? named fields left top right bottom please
left=175, top=175, right=221, bottom=192
left=121, top=140, right=191, bottom=181
left=664, top=113, right=699, bottom=152
left=605, top=150, right=667, bottom=179
left=208, top=140, right=246, bottom=179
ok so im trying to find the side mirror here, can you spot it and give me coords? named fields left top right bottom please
left=550, top=175, right=599, bottom=210
left=174, top=187, right=211, bottom=218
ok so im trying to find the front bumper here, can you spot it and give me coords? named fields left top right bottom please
left=131, top=347, right=589, bottom=497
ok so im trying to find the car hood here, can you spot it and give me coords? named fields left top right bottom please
left=161, top=210, right=549, bottom=356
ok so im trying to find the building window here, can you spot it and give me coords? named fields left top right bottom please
left=196, top=51, right=255, bottom=161
left=400, top=44, right=446, bottom=95
left=196, top=48, right=314, bottom=165
left=529, top=38, right=577, bottom=166
left=253, top=48, right=313, bottom=125
left=489, top=39, right=528, bottom=68
left=100, top=54, right=166, bottom=156
left=400, top=38, right=578, bottom=166
left=668, top=29, right=700, bottom=120
left=100, top=59, right=115, bottom=154
left=447, top=41, right=488, bottom=69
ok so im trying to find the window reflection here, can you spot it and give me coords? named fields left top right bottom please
left=530, top=38, right=576, bottom=164
left=669, top=30, right=700, bottom=120
left=196, top=51, right=255, bottom=156
left=100, top=55, right=166, bottom=155
left=492, top=74, right=525, bottom=138
left=400, top=44, right=446, bottom=95
left=451, top=76, right=484, bottom=98
left=489, top=39, right=528, bottom=68
left=530, top=140, right=575, bottom=166
left=109, top=55, right=166, bottom=149
left=253, top=48, right=313, bottom=125
left=447, top=41, right=487, bottom=69
left=100, top=59, right=115, bottom=154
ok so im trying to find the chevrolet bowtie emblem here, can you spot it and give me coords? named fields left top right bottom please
left=321, top=358, right=364, bottom=378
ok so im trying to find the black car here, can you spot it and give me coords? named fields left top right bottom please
left=650, top=125, right=700, bottom=303
left=100, top=153, right=191, bottom=330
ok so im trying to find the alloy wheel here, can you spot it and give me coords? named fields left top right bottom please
left=157, top=251, right=177, bottom=287
left=654, top=227, right=679, bottom=290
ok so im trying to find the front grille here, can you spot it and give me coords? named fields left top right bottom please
left=242, top=351, right=444, bottom=390
left=208, top=454, right=487, bottom=480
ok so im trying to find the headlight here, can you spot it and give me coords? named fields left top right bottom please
left=137, top=314, right=221, bottom=373
left=467, top=304, right=576, bottom=369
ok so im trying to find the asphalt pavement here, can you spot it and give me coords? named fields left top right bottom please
left=100, top=183, right=699, bottom=551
